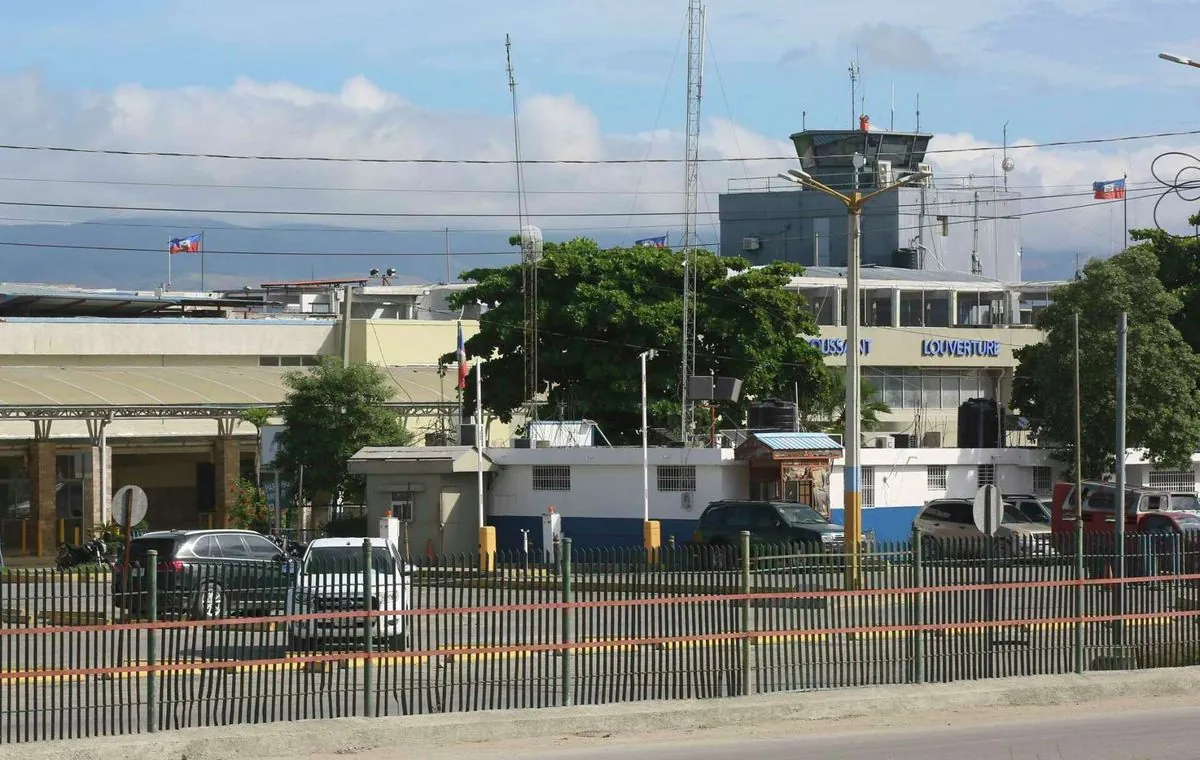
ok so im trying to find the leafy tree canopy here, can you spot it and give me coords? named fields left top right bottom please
left=274, top=357, right=415, bottom=504
left=1011, top=244, right=1200, bottom=474
left=442, top=238, right=829, bottom=444
left=797, top=375, right=892, bottom=434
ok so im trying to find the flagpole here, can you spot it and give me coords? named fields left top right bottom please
left=200, top=231, right=206, bottom=291
left=167, top=236, right=172, bottom=290
left=1123, top=172, right=1129, bottom=251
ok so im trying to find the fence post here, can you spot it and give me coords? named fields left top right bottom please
left=560, top=537, right=573, bottom=707
left=910, top=526, right=924, bottom=685
left=739, top=530, right=752, bottom=697
left=1074, top=520, right=1085, bottom=674
left=146, top=549, right=158, bottom=733
left=362, top=538, right=375, bottom=718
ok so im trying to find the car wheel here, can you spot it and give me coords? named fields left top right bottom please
left=193, top=582, right=227, bottom=620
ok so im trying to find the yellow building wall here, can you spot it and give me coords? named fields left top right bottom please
left=812, top=326, right=1043, bottom=369
left=351, top=320, right=479, bottom=367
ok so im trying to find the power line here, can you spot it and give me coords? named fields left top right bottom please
left=1, top=126, right=1198, bottom=165
left=0, top=184, right=1151, bottom=222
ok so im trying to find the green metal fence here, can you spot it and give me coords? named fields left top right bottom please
left=3, top=531, right=1199, bottom=744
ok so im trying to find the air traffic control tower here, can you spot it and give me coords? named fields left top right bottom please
left=718, top=118, right=1022, bottom=282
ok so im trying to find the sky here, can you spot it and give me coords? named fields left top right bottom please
left=3, top=0, right=1200, bottom=283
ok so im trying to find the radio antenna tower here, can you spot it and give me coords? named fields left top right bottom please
left=680, top=0, right=705, bottom=445
left=507, top=35, right=540, bottom=417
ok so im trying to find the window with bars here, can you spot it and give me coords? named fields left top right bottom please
left=532, top=465, right=571, bottom=491
left=977, top=464, right=996, bottom=487
left=861, top=467, right=876, bottom=508
left=656, top=465, right=696, bottom=492
left=388, top=491, right=415, bottom=522
left=927, top=465, right=947, bottom=490
left=1148, top=469, right=1196, bottom=493
left=1032, top=466, right=1052, bottom=495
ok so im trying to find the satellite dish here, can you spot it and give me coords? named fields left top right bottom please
left=520, top=224, right=544, bottom=263
left=1001, top=157, right=1015, bottom=173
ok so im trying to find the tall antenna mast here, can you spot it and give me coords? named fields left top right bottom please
left=680, top=0, right=705, bottom=445
left=507, top=35, right=539, bottom=416
left=849, top=60, right=859, bottom=128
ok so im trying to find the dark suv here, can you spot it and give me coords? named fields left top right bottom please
left=111, top=529, right=295, bottom=620
left=694, top=500, right=845, bottom=566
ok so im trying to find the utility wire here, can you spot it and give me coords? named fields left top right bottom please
left=0, top=126, right=1196, bottom=164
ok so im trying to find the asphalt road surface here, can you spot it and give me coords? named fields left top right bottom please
left=380, top=700, right=1200, bottom=760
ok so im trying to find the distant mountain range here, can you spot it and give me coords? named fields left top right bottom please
left=0, top=217, right=1083, bottom=290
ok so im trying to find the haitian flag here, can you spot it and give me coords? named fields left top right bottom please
left=456, top=321, right=468, bottom=390
left=635, top=235, right=668, bottom=248
left=1092, top=178, right=1126, bottom=200
left=168, top=233, right=202, bottom=254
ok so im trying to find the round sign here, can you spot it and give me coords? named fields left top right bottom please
left=112, top=485, right=149, bottom=528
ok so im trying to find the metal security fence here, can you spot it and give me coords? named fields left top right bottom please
left=4, top=531, right=1200, bottom=744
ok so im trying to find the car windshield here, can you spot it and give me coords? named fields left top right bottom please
left=1001, top=504, right=1037, bottom=524
left=1172, top=495, right=1200, bottom=512
left=304, top=546, right=396, bottom=574
left=776, top=505, right=828, bottom=525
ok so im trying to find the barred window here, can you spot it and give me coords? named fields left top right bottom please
left=1032, top=466, right=1052, bottom=496
left=532, top=465, right=571, bottom=491
left=927, top=465, right=947, bottom=490
left=657, top=465, right=696, bottom=492
left=389, top=491, right=415, bottom=522
left=1148, top=469, right=1196, bottom=493
left=861, top=467, right=876, bottom=508
left=977, top=464, right=996, bottom=487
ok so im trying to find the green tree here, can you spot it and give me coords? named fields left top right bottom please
left=443, top=238, right=828, bottom=444
left=1011, top=246, right=1200, bottom=475
left=239, top=407, right=272, bottom=488
left=228, top=478, right=271, bottom=533
left=274, top=357, right=415, bottom=506
left=797, top=374, right=892, bottom=433
left=1135, top=227, right=1200, bottom=351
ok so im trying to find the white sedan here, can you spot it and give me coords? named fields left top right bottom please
left=285, top=537, right=412, bottom=651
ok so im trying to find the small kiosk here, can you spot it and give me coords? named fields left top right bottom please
left=734, top=432, right=843, bottom=518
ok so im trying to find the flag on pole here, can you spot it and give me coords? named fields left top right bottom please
left=1092, top=178, right=1126, bottom=200
left=457, top=321, right=468, bottom=390
left=634, top=235, right=668, bottom=248
left=168, top=233, right=202, bottom=254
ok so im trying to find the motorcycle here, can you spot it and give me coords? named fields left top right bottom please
left=55, top=537, right=107, bottom=570
left=268, top=533, right=306, bottom=559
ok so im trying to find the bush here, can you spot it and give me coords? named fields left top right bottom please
left=229, top=479, right=271, bottom=533
left=322, top=514, right=368, bottom=537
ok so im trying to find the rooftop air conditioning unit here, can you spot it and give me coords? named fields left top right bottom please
left=875, top=160, right=894, bottom=187
left=920, top=431, right=943, bottom=448
left=873, top=436, right=895, bottom=449
left=742, top=237, right=761, bottom=251
left=917, top=163, right=934, bottom=188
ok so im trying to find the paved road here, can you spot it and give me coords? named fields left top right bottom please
left=395, top=703, right=1200, bottom=760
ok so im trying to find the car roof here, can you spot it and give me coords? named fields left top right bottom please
left=307, top=537, right=391, bottom=549
left=136, top=529, right=264, bottom=540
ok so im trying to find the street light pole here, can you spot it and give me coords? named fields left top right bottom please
left=777, top=164, right=930, bottom=590
left=640, top=349, right=658, bottom=523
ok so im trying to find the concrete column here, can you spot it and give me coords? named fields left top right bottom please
left=833, top=287, right=843, bottom=327
left=28, top=438, right=56, bottom=557
left=949, top=291, right=958, bottom=326
left=213, top=436, right=240, bottom=529
left=86, top=445, right=111, bottom=535
left=891, top=288, right=902, bottom=327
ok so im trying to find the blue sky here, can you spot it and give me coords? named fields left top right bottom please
left=2, top=0, right=1200, bottom=273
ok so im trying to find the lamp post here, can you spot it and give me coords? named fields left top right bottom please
left=640, top=349, right=659, bottom=523
left=776, top=164, right=931, bottom=590
left=1160, top=52, right=1200, bottom=69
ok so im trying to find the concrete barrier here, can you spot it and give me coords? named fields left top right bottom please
left=8, top=667, right=1200, bottom=760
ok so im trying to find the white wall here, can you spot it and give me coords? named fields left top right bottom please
left=0, top=318, right=337, bottom=360
left=487, top=447, right=744, bottom=522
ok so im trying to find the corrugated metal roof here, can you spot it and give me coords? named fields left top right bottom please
left=752, top=432, right=844, bottom=451
left=0, top=365, right=449, bottom=406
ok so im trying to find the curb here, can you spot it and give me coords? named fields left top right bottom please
left=8, top=667, right=1200, bottom=760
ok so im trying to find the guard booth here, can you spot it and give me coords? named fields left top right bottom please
left=734, top=432, right=843, bottom=518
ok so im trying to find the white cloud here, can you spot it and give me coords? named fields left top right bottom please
left=0, top=71, right=1193, bottom=268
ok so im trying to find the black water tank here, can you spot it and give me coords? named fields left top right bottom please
left=891, top=247, right=921, bottom=269
left=749, top=399, right=798, bottom=432
left=957, top=398, right=1006, bottom=448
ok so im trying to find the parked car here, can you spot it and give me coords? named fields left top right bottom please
left=915, top=498, right=1055, bottom=560
left=693, top=500, right=846, bottom=568
left=111, top=529, right=295, bottom=619
left=285, top=537, right=412, bottom=652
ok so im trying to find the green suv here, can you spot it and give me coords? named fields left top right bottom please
left=693, top=500, right=845, bottom=567
left=111, top=529, right=295, bottom=620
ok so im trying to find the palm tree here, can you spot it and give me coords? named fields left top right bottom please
left=239, top=407, right=273, bottom=488
left=797, top=374, right=892, bottom=433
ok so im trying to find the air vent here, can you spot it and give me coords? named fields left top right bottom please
left=742, top=237, right=761, bottom=251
